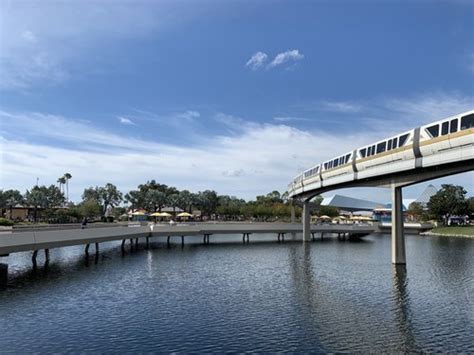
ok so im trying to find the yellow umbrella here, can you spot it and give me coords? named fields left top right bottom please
left=159, top=212, right=172, bottom=217
left=318, top=215, right=331, bottom=219
left=150, top=212, right=162, bottom=217
left=177, top=212, right=192, bottom=217
left=131, top=211, right=146, bottom=216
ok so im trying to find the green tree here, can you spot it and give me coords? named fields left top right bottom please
left=2, top=189, right=24, bottom=220
left=167, top=193, right=180, bottom=214
left=82, top=184, right=123, bottom=215
left=427, top=184, right=469, bottom=225
left=145, top=190, right=167, bottom=212
left=311, top=195, right=324, bottom=206
left=79, top=200, right=102, bottom=219
left=82, top=187, right=101, bottom=202
left=198, top=190, right=218, bottom=216
left=45, top=185, right=66, bottom=208
left=99, top=183, right=123, bottom=215
left=319, top=206, right=339, bottom=218
left=468, top=197, right=474, bottom=216
left=125, top=190, right=142, bottom=211
left=177, top=190, right=193, bottom=212
left=407, top=202, right=424, bottom=222
left=25, top=187, right=48, bottom=221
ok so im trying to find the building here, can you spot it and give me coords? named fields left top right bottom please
left=413, top=184, right=438, bottom=208
left=321, top=194, right=384, bottom=213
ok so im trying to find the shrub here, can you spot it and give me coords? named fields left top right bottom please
left=0, top=218, right=14, bottom=226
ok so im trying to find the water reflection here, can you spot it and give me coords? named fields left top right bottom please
left=0, top=234, right=472, bottom=353
left=391, top=264, right=417, bottom=352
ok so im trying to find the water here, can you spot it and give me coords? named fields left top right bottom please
left=0, top=233, right=472, bottom=353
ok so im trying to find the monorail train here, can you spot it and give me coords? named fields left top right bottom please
left=288, top=110, right=474, bottom=196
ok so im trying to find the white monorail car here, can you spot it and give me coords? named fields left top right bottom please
left=288, top=110, right=474, bottom=197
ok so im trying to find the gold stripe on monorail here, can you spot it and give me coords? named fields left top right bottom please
left=302, top=128, right=474, bottom=178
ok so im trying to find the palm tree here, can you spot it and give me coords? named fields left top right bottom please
left=57, top=176, right=66, bottom=195
left=63, top=173, right=72, bottom=203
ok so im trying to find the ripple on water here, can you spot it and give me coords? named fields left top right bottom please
left=0, top=233, right=472, bottom=352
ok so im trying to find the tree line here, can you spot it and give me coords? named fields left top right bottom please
left=408, top=184, right=473, bottom=225
left=0, top=181, right=472, bottom=225
left=0, top=179, right=304, bottom=223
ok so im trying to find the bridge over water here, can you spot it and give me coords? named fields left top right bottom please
left=0, top=223, right=374, bottom=257
left=288, top=110, right=474, bottom=264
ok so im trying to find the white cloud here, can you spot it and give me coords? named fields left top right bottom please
left=118, top=116, right=135, bottom=125
left=273, top=116, right=310, bottom=122
left=268, top=49, right=304, bottom=68
left=0, top=2, right=185, bottom=91
left=1, top=92, right=472, bottom=202
left=318, top=101, right=363, bottom=113
left=0, top=109, right=378, bottom=201
left=245, top=51, right=268, bottom=70
left=464, top=52, right=474, bottom=74
left=21, top=30, right=37, bottom=42
left=176, top=110, right=200, bottom=121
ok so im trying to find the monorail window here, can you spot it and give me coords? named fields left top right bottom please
left=333, top=158, right=339, bottom=167
left=398, top=134, right=409, bottom=146
left=426, top=124, right=439, bottom=138
left=324, top=163, right=328, bottom=170
left=393, top=137, right=398, bottom=149
left=376, top=142, right=386, bottom=154
left=449, top=119, right=458, bottom=133
left=360, top=148, right=366, bottom=158
left=371, top=145, right=376, bottom=155
left=339, top=157, right=344, bottom=165
left=441, top=121, right=449, bottom=135
left=461, top=113, right=474, bottom=130
left=345, top=154, right=351, bottom=163
left=387, top=140, right=392, bottom=150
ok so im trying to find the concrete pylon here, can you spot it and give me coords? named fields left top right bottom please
left=391, top=185, right=406, bottom=264
left=303, top=200, right=311, bottom=242
left=290, top=200, right=296, bottom=223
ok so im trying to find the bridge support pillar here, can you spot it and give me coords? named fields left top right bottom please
left=290, top=200, right=296, bottom=223
left=32, top=250, right=38, bottom=267
left=0, top=263, right=7, bottom=288
left=391, top=185, right=406, bottom=265
left=303, top=200, right=311, bottom=242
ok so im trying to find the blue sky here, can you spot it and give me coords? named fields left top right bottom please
left=0, top=0, right=473, bottom=202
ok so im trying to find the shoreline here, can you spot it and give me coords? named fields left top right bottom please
left=420, top=231, right=474, bottom=239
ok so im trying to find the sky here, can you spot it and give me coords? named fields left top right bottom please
left=0, top=0, right=473, bottom=203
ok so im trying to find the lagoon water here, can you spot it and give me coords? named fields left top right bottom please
left=0, top=233, right=473, bottom=353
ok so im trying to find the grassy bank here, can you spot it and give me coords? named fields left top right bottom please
left=430, top=225, right=474, bottom=237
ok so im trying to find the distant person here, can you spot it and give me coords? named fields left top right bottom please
left=169, top=219, right=176, bottom=226
left=81, top=217, right=88, bottom=229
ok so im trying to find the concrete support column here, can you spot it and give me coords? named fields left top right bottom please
left=290, top=200, right=296, bottom=223
left=0, top=263, right=8, bottom=288
left=303, top=200, right=311, bottom=242
left=391, top=185, right=406, bottom=265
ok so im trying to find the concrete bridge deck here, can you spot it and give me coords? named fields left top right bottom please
left=0, top=223, right=375, bottom=256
